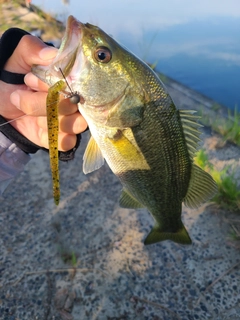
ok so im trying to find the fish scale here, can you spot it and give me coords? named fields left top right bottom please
left=32, top=15, right=218, bottom=245
left=88, top=99, right=192, bottom=236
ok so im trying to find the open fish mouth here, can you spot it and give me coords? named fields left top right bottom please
left=32, top=15, right=85, bottom=93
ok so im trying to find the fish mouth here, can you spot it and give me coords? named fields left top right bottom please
left=32, top=15, right=85, bottom=90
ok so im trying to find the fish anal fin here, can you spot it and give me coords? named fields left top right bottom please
left=119, top=189, right=144, bottom=208
left=83, top=136, right=105, bottom=174
left=144, top=222, right=192, bottom=245
left=184, top=164, right=218, bottom=208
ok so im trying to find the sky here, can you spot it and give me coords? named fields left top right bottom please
left=32, top=0, right=240, bottom=61
left=32, top=0, right=240, bottom=108
left=33, top=0, right=240, bottom=32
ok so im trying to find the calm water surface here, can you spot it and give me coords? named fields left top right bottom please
left=34, top=0, right=240, bottom=110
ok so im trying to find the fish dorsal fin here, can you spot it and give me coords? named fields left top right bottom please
left=83, top=136, right=105, bottom=174
left=179, top=110, right=203, bottom=159
left=184, top=164, right=218, bottom=208
left=179, top=110, right=218, bottom=207
left=119, top=189, right=144, bottom=208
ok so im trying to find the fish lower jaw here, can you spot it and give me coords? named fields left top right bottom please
left=78, top=105, right=110, bottom=126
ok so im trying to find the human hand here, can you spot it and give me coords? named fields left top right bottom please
left=0, top=34, right=87, bottom=151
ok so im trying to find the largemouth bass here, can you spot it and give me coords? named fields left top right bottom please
left=32, top=16, right=217, bottom=245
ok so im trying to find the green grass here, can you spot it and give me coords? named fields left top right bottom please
left=59, top=248, right=78, bottom=267
left=200, top=105, right=240, bottom=146
left=230, top=225, right=240, bottom=241
left=194, top=149, right=213, bottom=171
left=194, top=149, right=240, bottom=212
left=0, top=0, right=65, bottom=41
left=212, top=169, right=240, bottom=211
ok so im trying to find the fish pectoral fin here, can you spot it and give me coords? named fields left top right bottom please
left=184, top=164, right=218, bottom=208
left=144, top=222, right=192, bottom=245
left=119, top=189, right=144, bottom=208
left=83, top=136, right=105, bottom=174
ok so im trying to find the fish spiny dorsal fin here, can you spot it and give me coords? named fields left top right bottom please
left=83, top=136, right=105, bottom=174
left=184, top=164, right=218, bottom=208
left=179, top=110, right=203, bottom=159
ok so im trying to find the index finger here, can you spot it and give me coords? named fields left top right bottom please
left=4, top=35, right=58, bottom=74
left=24, top=72, right=50, bottom=92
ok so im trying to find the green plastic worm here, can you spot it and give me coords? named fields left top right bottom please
left=46, top=80, right=66, bottom=205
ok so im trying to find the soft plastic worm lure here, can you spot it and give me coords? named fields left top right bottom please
left=46, top=80, right=66, bottom=205
left=46, top=69, right=81, bottom=205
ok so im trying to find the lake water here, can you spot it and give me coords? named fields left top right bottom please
left=34, top=0, right=240, bottom=110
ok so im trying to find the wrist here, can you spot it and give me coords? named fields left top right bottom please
left=0, top=115, right=40, bottom=154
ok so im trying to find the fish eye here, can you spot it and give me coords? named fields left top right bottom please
left=94, top=46, right=112, bottom=63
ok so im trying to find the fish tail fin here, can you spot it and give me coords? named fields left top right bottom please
left=144, top=222, right=192, bottom=245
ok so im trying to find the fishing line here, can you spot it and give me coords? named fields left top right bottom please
left=0, top=98, right=63, bottom=128
left=0, top=114, right=35, bottom=127
left=59, top=67, right=81, bottom=104
left=0, top=69, right=81, bottom=128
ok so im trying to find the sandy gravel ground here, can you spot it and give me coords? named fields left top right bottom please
left=0, top=2, right=240, bottom=319
left=0, top=78, right=240, bottom=320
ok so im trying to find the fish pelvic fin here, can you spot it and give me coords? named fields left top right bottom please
left=184, top=164, right=218, bottom=208
left=144, top=222, right=192, bottom=245
left=83, top=135, right=105, bottom=174
left=119, top=189, right=144, bottom=208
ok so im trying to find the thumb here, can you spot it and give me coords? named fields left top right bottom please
left=4, top=35, right=58, bottom=74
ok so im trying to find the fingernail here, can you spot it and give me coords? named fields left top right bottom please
left=39, top=46, right=58, bottom=60
left=24, top=73, right=39, bottom=89
left=10, top=91, right=21, bottom=109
